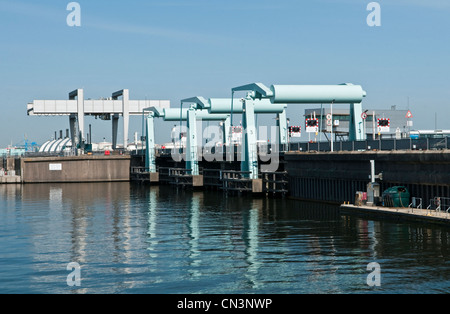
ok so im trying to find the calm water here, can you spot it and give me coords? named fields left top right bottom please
left=1, top=182, right=450, bottom=294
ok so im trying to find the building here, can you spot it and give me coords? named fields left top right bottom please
left=27, top=88, right=170, bottom=152
left=303, top=106, right=412, bottom=141
left=0, top=147, right=26, bottom=157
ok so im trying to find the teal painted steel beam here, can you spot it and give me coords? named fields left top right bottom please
left=277, top=109, right=288, bottom=147
left=234, top=82, right=367, bottom=141
left=349, top=103, right=365, bottom=141
left=269, top=83, right=367, bottom=141
left=209, top=98, right=288, bottom=150
left=232, top=82, right=367, bottom=104
left=145, top=106, right=165, bottom=118
left=162, top=108, right=228, bottom=121
left=165, top=107, right=231, bottom=168
left=186, top=108, right=199, bottom=176
left=232, top=83, right=273, bottom=99
left=241, top=98, right=259, bottom=180
left=160, top=107, right=230, bottom=175
left=222, top=116, right=231, bottom=146
left=184, top=108, right=230, bottom=175
left=231, top=82, right=367, bottom=178
left=229, top=84, right=290, bottom=178
left=208, top=98, right=286, bottom=114
left=145, top=112, right=156, bottom=173
left=181, top=96, right=209, bottom=109
left=269, top=83, right=366, bottom=104
left=144, top=105, right=231, bottom=176
left=163, top=108, right=188, bottom=121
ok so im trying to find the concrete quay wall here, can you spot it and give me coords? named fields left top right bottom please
left=285, top=150, right=450, bottom=204
left=21, top=155, right=131, bottom=183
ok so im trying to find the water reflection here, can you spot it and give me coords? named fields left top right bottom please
left=147, top=187, right=158, bottom=260
left=241, top=200, right=262, bottom=289
left=187, top=192, right=201, bottom=278
left=1, top=183, right=450, bottom=293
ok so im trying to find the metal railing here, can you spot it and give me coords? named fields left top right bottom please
left=288, top=137, right=450, bottom=153
left=426, top=197, right=450, bottom=213
left=5, top=137, right=449, bottom=160
left=153, top=138, right=450, bottom=157
left=409, top=197, right=423, bottom=210
left=131, top=166, right=151, bottom=174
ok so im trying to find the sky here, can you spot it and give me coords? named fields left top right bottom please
left=0, top=0, right=449, bottom=147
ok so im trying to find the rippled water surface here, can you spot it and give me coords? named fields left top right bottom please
left=1, top=182, right=450, bottom=294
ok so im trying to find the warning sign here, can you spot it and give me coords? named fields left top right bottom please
left=306, top=118, right=319, bottom=133
left=406, top=110, right=413, bottom=119
left=377, top=118, right=390, bottom=133
left=289, top=126, right=302, bottom=138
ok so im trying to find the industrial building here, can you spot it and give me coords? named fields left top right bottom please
left=27, top=89, right=170, bottom=154
left=303, top=106, right=413, bottom=141
left=0, top=147, right=26, bottom=157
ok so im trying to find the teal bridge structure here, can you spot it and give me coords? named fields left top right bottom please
left=142, top=82, right=367, bottom=187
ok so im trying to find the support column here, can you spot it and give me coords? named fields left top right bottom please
left=69, top=114, right=77, bottom=150
left=69, top=89, right=84, bottom=150
left=277, top=109, right=288, bottom=147
left=349, top=103, right=365, bottom=141
left=77, top=89, right=85, bottom=147
left=186, top=108, right=199, bottom=176
left=112, top=114, right=119, bottom=150
left=222, top=116, right=231, bottom=146
left=112, top=89, right=130, bottom=150
left=241, top=98, right=258, bottom=180
left=145, top=112, right=156, bottom=173
left=122, top=89, right=130, bottom=150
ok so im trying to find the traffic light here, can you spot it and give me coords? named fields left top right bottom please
left=306, top=118, right=319, bottom=133
left=377, top=118, right=390, bottom=133
left=289, top=126, right=301, bottom=138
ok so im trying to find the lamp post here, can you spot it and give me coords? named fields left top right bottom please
left=287, top=118, right=290, bottom=151
left=331, top=100, right=335, bottom=152
left=363, top=109, right=369, bottom=140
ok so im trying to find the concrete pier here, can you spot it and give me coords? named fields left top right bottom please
left=8, top=146, right=450, bottom=210
left=20, top=155, right=130, bottom=183
left=0, top=175, right=21, bottom=184
left=340, top=204, right=450, bottom=226
left=285, top=150, right=450, bottom=204
left=0, top=157, right=21, bottom=184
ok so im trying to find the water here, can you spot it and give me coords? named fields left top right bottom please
left=1, top=182, right=450, bottom=294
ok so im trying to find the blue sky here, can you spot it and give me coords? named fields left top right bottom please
left=0, top=0, right=449, bottom=147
